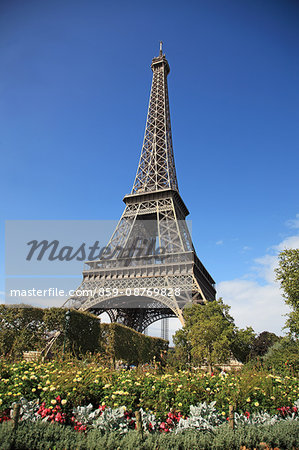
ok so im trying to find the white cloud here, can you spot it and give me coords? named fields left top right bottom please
left=217, top=214, right=299, bottom=335
left=216, top=240, right=223, bottom=245
left=275, top=234, right=299, bottom=251
left=286, top=213, right=299, bottom=229
left=218, top=278, right=288, bottom=335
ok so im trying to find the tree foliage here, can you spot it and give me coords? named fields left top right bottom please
left=180, top=299, right=236, bottom=372
left=170, top=327, right=192, bottom=368
left=275, top=248, right=299, bottom=337
left=251, top=331, right=280, bottom=358
left=231, top=326, right=256, bottom=363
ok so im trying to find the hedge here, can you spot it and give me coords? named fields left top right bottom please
left=0, top=421, right=298, bottom=450
left=0, top=305, right=45, bottom=356
left=43, top=307, right=102, bottom=355
left=0, top=305, right=101, bottom=357
left=0, top=305, right=168, bottom=364
left=101, top=322, right=168, bottom=365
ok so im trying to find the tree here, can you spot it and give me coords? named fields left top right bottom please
left=170, top=328, right=192, bottom=369
left=275, top=249, right=299, bottom=337
left=251, top=331, right=280, bottom=358
left=182, top=298, right=235, bottom=373
left=231, top=326, right=256, bottom=363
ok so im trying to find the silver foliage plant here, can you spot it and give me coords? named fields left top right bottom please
left=69, top=404, right=157, bottom=434
left=74, top=404, right=128, bottom=433
left=10, top=398, right=40, bottom=422
left=176, top=401, right=225, bottom=433
left=10, top=399, right=299, bottom=433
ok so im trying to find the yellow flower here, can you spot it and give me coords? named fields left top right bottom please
left=254, top=402, right=259, bottom=407
left=8, top=392, right=12, bottom=396
left=222, top=411, right=226, bottom=416
left=246, top=398, right=251, bottom=402
left=178, top=402, right=182, bottom=407
left=32, top=388, right=36, bottom=392
left=61, top=399, right=67, bottom=405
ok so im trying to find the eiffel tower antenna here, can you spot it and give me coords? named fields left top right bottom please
left=159, top=41, right=163, bottom=56
left=64, top=44, right=216, bottom=333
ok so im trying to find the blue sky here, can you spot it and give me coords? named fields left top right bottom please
left=1, top=0, right=298, bottom=337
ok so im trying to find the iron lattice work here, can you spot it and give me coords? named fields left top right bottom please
left=132, top=45, right=178, bottom=194
left=64, top=43, right=216, bottom=333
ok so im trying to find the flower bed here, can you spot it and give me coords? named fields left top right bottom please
left=0, top=359, right=298, bottom=419
left=4, top=397, right=299, bottom=434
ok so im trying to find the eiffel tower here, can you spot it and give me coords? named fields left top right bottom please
left=64, top=43, right=216, bottom=332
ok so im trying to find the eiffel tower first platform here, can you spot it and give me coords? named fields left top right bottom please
left=64, top=43, right=216, bottom=332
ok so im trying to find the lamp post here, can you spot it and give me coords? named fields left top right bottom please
left=63, top=309, right=71, bottom=355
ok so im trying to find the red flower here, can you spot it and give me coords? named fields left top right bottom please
left=55, top=412, right=62, bottom=422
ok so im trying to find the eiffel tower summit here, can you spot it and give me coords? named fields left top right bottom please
left=64, top=43, right=216, bottom=332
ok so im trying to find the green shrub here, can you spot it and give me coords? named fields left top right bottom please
left=101, top=322, right=168, bottom=365
left=263, top=337, right=299, bottom=374
left=0, top=421, right=298, bottom=450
